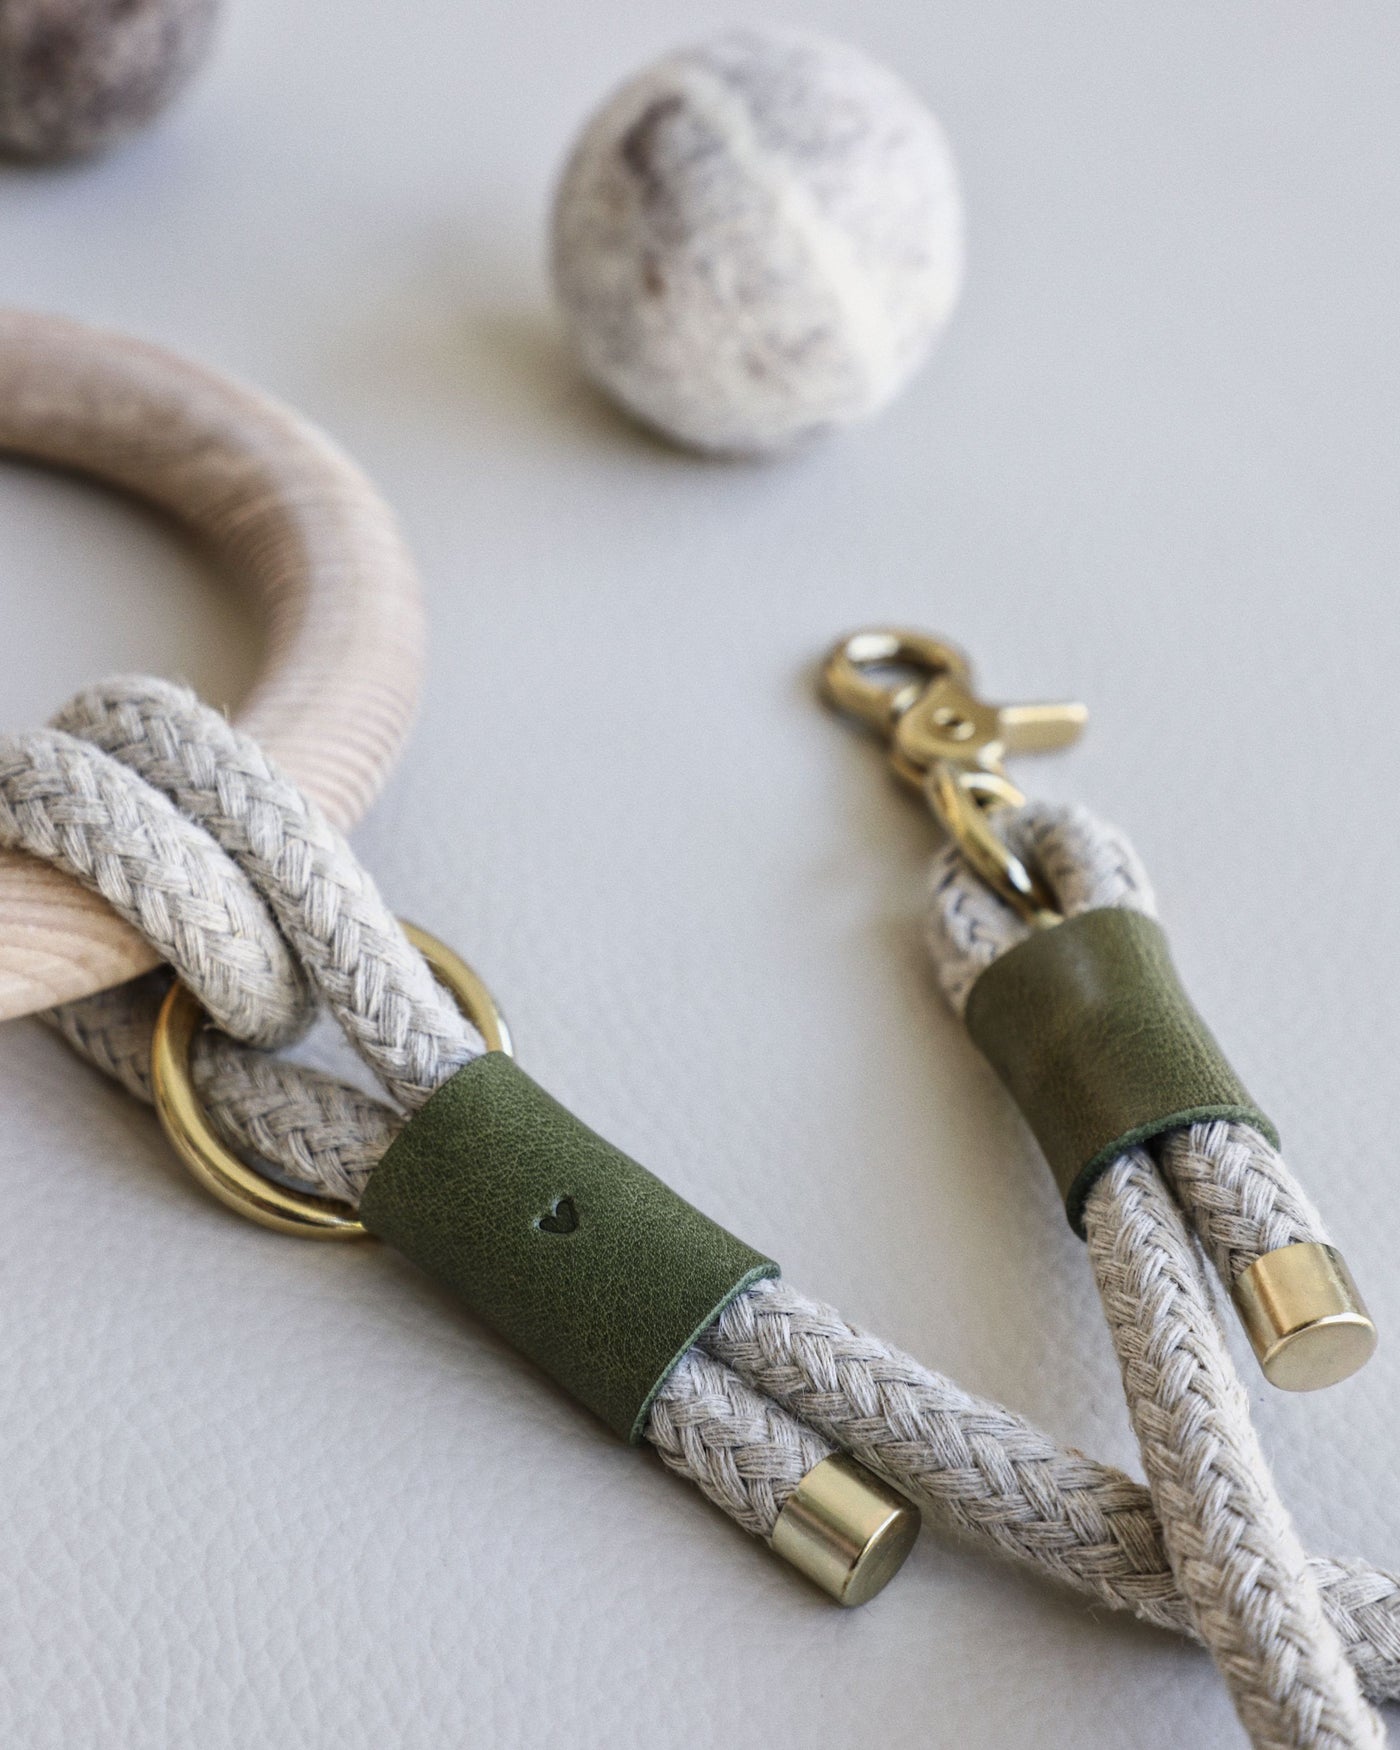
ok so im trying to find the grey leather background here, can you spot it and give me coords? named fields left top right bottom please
left=2, top=1, right=1399, bottom=1744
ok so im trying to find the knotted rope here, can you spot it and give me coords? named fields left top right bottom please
left=8, top=675, right=846, bottom=1535
left=4, top=680, right=1396, bottom=1741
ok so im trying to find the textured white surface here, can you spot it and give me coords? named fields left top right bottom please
left=1, top=2, right=1399, bottom=1746
left=551, top=27, right=963, bottom=454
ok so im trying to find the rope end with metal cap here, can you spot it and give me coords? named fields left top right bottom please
left=771, top=1454, right=920, bottom=1606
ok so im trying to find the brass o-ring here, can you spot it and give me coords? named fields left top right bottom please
left=150, top=920, right=511, bottom=1239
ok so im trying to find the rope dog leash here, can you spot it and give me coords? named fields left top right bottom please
left=2, top=314, right=1395, bottom=1742
left=8, top=676, right=1400, bottom=1731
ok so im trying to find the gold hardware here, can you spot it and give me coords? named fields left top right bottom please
left=926, top=764, right=1062, bottom=929
left=820, top=629, right=972, bottom=742
left=1233, top=1242, right=1377, bottom=1391
left=150, top=920, right=512, bottom=1239
left=821, top=629, right=1087, bottom=926
left=770, top=1453, right=920, bottom=1607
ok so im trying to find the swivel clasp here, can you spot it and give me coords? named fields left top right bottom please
left=821, top=629, right=1088, bottom=927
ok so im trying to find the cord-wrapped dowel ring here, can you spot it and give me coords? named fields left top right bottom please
left=964, top=908, right=1276, bottom=1235
left=360, top=1053, right=779, bottom=1443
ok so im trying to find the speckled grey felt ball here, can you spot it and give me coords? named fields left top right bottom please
left=550, top=27, right=965, bottom=456
left=0, top=0, right=218, bottom=160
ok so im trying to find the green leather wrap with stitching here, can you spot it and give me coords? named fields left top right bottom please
left=963, top=908, right=1277, bottom=1237
left=359, top=1052, right=779, bottom=1442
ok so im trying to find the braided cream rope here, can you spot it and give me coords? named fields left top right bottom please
left=648, top=1349, right=836, bottom=1537
left=703, top=1277, right=1400, bottom=1704
left=7, top=684, right=1399, bottom=1735
left=1086, top=1154, right=1374, bottom=1747
left=43, top=968, right=398, bottom=1201
left=927, top=803, right=1380, bottom=1747
left=0, top=730, right=314, bottom=1048
left=51, top=678, right=482, bottom=1109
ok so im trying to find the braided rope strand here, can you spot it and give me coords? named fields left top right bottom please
left=648, top=1348, right=835, bottom=1538
left=1161, top=1120, right=1331, bottom=1285
left=1084, top=1154, right=1381, bottom=1747
left=704, top=1275, right=1186, bottom=1626
left=45, top=948, right=399, bottom=1204
left=53, top=677, right=481, bottom=1109
left=925, top=801, right=1374, bottom=1745
left=45, top=967, right=172, bottom=1102
left=0, top=730, right=313, bottom=1049
left=703, top=1276, right=1400, bottom=1703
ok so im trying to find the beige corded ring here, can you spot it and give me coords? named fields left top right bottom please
left=0, top=306, right=426, bottom=1021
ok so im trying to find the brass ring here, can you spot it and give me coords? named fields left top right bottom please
left=150, top=920, right=512, bottom=1239
left=926, top=766, right=1064, bottom=930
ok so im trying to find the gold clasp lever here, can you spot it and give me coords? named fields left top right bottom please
left=820, top=630, right=1088, bottom=928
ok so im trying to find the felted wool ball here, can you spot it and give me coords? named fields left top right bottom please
left=0, top=0, right=218, bottom=160
left=550, top=27, right=964, bottom=456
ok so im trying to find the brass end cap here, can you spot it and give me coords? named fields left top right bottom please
left=1233, top=1242, right=1377, bottom=1391
left=770, top=1454, right=920, bottom=1607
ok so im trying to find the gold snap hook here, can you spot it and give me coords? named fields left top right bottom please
left=821, top=629, right=1088, bottom=926
left=820, top=629, right=972, bottom=739
left=150, top=920, right=512, bottom=1239
left=896, top=673, right=1087, bottom=788
left=821, top=629, right=1086, bottom=787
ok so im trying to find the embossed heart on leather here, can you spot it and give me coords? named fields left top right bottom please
left=536, top=1195, right=579, bottom=1235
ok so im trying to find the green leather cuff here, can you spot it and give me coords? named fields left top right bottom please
left=963, top=908, right=1277, bottom=1236
left=359, top=1053, right=778, bottom=1442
